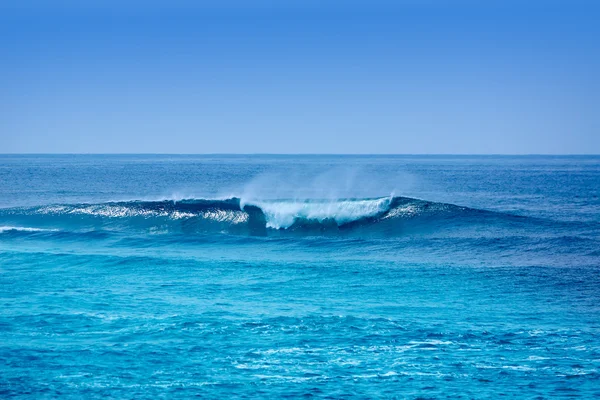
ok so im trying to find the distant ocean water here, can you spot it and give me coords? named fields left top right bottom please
left=1, top=154, right=599, bottom=398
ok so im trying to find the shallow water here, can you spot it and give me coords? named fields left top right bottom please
left=1, top=155, right=599, bottom=398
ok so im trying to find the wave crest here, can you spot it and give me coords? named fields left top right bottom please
left=242, top=197, right=393, bottom=229
left=0, top=196, right=514, bottom=237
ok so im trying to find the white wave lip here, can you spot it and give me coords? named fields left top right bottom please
left=0, top=226, right=58, bottom=233
left=244, top=197, right=393, bottom=229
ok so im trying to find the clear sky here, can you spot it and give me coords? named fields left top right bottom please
left=1, top=0, right=599, bottom=154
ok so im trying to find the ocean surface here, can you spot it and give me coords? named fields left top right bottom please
left=1, top=154, right=599, bottom=399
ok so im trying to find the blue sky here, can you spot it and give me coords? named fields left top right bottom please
left=1, top=1, right=599, bottom=153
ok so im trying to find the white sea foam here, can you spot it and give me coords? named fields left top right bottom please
left=38, top=204, right=191, bottom=219
left=201, top=210, right=248, bottom=224
left=242, top=197, right=393, bottom=229
left=382, top=204, right=419, bottom=219
left=0, top=226, right=57, bottom=233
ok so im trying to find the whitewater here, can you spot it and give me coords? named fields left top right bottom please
left=0, top=196, right=465, bottom=233
left=1, top=154, right=599, bottom=398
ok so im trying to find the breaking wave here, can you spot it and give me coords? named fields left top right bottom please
left=0, top=196, right=530, bottom=237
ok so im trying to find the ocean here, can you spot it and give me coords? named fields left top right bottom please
left=1, top=154, right=599, bottom=398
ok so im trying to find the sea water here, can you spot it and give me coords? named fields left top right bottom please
left=0, top=155, right=599, bottom=398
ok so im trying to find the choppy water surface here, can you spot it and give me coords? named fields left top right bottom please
left=1, top=155, right=599, bottom=398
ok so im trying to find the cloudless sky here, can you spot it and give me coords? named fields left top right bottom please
left=1, top=0, right=599, bottom=154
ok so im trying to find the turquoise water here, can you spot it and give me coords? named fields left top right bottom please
left=1, top=155, right=599, bottom=398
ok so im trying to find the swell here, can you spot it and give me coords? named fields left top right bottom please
left=0, top=196, right=547, bottom=238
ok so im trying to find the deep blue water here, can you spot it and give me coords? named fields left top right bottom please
left=1, top=155, right=599, bottom=398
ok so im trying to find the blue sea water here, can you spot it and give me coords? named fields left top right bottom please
left=0, top=154, right=599, bottom=399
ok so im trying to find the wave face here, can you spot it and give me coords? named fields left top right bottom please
left=0, top=196, right=527, bottom=237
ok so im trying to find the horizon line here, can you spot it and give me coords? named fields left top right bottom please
left=1, top=153, right=599, bottom=157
